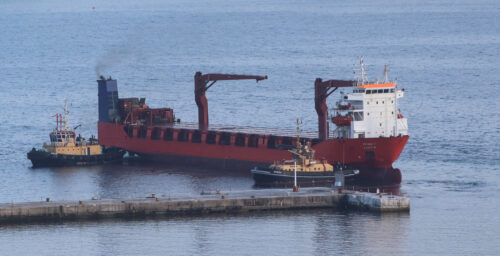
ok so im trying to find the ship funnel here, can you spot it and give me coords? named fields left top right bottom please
left=97, top=77, right=120, bottom=123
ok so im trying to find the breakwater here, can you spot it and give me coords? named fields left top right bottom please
left=0, top=188, right=409, bottom=224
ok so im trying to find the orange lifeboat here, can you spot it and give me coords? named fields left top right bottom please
left=332, top=115, right=352, bottom=126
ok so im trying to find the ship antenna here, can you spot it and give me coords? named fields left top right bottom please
left=63, top=98, right=69, bottom=131
left=383, top=64, right=390, bottom=83
left=296, top=118, right=302, bottom=148
left=359, top=56, right=368, bottom=85
left=293, top=118, right=302, bottom=192
left=394, top=78, right=399, bottom=136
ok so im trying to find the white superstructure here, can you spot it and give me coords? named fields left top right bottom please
left=331, top=59, right=408, bottom=139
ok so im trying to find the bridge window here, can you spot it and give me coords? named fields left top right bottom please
left=384, top=89, right=389, bottom=93
left=378, top=89, right=383, bottom=93
left=390, top=89, right=395, bottom=92
left=354, top=112, right=364, bottom=121
left=366, top=90, right=372, bottom=94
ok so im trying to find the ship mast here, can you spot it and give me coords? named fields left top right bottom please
left=296, top=118, right=301, bottom=150
left=293, top=118, right=301, bottom=192
left=383, top=64, right=389, bottom=83
left=63, top=99, right=69, bottom=131
left=357, top=56, right=368, bottom=86
left=393, top=75, right=399, bottom=137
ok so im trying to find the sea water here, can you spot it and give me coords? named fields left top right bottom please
left=0, top=0, right=499, bottom=255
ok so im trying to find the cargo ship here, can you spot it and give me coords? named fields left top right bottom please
left=97, top=59, right=409, bottom=184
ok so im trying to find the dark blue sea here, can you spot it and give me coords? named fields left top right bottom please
left=0, top=0, right=499, bottom=255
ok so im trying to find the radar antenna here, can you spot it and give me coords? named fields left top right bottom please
left=383, top=64, right=390, bottom=83
left=63, top=98, right=70, bottom=131
left=293, top=117, right=302, bottom=192
left=296, top=118, right=302, bottom=149
left=356, top=56, right=369, bottom=85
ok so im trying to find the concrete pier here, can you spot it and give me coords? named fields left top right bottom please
left=0, top=188, right=409, bottom=224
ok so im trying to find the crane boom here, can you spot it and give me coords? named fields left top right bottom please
left=194, top=72, right=268, bottom=130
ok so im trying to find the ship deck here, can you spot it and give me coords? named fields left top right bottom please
left=152, top=122, right=319, bottom=139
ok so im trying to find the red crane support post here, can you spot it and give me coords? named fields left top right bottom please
left=314, top=78, right=355, bottom=141
left=194, top=72, right=268, bottom=130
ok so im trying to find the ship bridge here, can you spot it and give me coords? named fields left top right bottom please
left=326, top=60, right=408, bottom=139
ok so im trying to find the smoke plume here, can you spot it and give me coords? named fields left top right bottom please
left=94, top=28, right=147, bottom=78
left=95, top=48, right=134, bottom=78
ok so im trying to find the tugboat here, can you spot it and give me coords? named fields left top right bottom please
left=27, top=100, right=125, bottom=168
left=251, top=119, right=359, bottom=186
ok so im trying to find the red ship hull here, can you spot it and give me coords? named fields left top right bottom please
left=98, top=122, right=408, bottom=184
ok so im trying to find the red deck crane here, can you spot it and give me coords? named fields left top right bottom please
left=314, top=78, right=355, bottom=141
left=194, top=72, right=268, bottom=130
